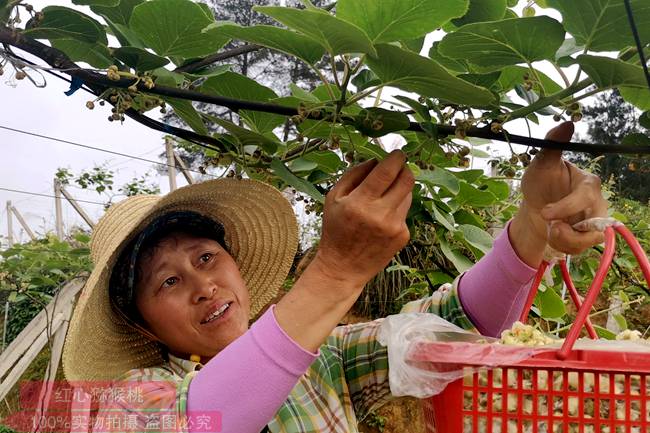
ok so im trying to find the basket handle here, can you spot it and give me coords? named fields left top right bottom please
left=519, top=223, right=650, bottom=359
left=519, top=262, right=598, bottom=339
left=556, top=226, right=617, bottom=359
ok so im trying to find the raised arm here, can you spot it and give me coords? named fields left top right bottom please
left=187, top=151, right=415, bottom=433
left=458, top=122, right=609, bottom=337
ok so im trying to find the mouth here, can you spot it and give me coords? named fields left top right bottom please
left=201, top=302, right=233, bottom=325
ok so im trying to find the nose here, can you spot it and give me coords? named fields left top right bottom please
left=187, top=271, right=217, bottom=303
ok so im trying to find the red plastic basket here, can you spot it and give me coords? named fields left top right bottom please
left=418, top=223, right=650, bottom=433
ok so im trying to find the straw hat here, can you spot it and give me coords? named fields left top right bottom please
left=62, top=178, right=299, bottom=382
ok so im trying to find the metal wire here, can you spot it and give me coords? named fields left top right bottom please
left=623, top=0, right=650, bottom=90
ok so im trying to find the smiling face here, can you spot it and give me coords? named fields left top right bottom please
left=133, top=231, right=251, bottom=363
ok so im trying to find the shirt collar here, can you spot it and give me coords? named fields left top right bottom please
left=167, top=353, right=203, bottom=376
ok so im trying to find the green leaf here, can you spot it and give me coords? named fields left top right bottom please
left=105, top=19, right=145, bottom=48
left=613, top=313, right=628, bottom=330
left=91, top=0, right=143, bottom=26
left=303, top=151, right=343, bottom=173
left=453, top=209, right=485, bottom=228
left=212, top=117, right=279, bottom=154
left=255, top=6, right=377, bottom=57
left=353, top=107, right=411, bottom=138
left=153, top=67, right=185, bottom=86
left=535, top=285, right=566, bottom=318
left=73, top=233, right=91, bottom=243
left=546, top=0, right=650, bottom=52
left=416, top=166, right=461, bottom=194
left=393, top=96, right=431, bottom=121
left=366, top=44, right=495, bottom=106
left=203, top=23, right=325, bottom=65
left=400, top=36, right=426, bottom=53
left=201, top=72, right=284, bottom=134
left=428, top=41, right=469, bottom=73
left=479, top=178, right=510, bottom=200
left=113, top=47, right=169, bottom=71
left=288, top=84, right=320, bottom=102
left=427, top=202, right=456, bottom=231
left=641, top=112, right=650, bottom=130
left=454, top=169, right=483, bottom=183
left=354, top=141, right=389, bottom=160
left=336, top=0, right=468, bottom=43
left=452, top=0, right=506, bottom=26
left=498, top=65, right=563, bottom=95
left=439, top=17, right=565, bottom=68
left=162, top=98, right=208, bottom=135
left=270, top=158, right=324, bottom=203
left=72, top=0, right=118, bottom=6
left=351, top=69, right=381, bottom=92
left=594, top=325, right=617, bottom=340
left=577, top=55, right=650, bottom=90
left=289, top=158, right=318, bottom=172
left=24, top=6, right=106, bottom=44
left=622, top=133, right=650, bottom=146
left=439, top=237, right=473, bottom=272
left=620, top=87, right=650, bottom=111
left=130, top=0, right=228, bottom=59
left=182, top=65, right=232, bottom=80
left=450, top=181, right=498, bottom=207
left=459, top=224, right=493, bottom=254
left=50, top=39, right=113, bottom=68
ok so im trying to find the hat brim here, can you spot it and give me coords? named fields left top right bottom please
left=62, top=179, right=298, bottom=382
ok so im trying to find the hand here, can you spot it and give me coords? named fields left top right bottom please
left=311, top=150, right=414, bottom=289
left=511, top=122, right=608, bottom=265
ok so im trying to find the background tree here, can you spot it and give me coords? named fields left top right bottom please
left=572, top=90, right=650, bottom=203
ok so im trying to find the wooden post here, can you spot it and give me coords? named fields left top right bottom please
left=0, top=280, right=83, bottom=401
left=6, top=200, right=14, bottom=246
left=59, top=186, right=95, bottom=228
left=166, top=137, right=177, bottom=191
left=54, top=179, right=64, bottom=239
left=174, top=152, right=195, bottom=185
left=10, top=204, right=36, bottom=241
left=31, top=301, right=73, bottom=433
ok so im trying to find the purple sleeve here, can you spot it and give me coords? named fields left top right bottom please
left=457, top=221, right=538, bottom=338
left=187, top=304, right=319, bottom=433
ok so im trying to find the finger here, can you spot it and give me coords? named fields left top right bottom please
left=548, top=221, right=605, bottom=255
left=533, top=122, right=575, bottom=168
left=540, top=180, right=601, bottom=221
left=383, top=165, right=415, bottom=207
left=355, top=150, right=407, bottom=198
left=395, top=184, right=413, bottom=219
left=331, top=159, right=378, bottom=198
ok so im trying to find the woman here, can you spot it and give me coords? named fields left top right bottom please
left=62, top=123, right=607, bottom=433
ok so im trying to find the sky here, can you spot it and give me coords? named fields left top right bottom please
left=0, top=1, right=589, bottom=248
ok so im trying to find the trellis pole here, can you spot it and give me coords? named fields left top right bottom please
left=174, top=152, right=195, bottom=185
left=53, top=179, right=64, bottom=239
left=9, top=203, right=36, bottom=241
left=6, top=200, right=14, bottom=246
left=59, top=185, right=95, bottom=228
left=165, top=137, right=177, bottom=191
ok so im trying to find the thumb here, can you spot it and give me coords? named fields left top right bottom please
left=533, top=121, right=575, bottom=166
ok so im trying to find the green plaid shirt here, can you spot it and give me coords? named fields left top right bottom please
left=96, top=282, right=477, bottom=433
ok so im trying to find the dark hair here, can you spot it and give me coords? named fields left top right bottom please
left=108, top=211, right=228, bottom=355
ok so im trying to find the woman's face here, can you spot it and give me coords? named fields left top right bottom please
left=134, top=231, right=250, bottom=363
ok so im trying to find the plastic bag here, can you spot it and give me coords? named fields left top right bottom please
left=376, top=313, right=552, bottom=398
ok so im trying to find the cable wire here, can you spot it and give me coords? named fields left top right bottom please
left=0, top=124, right=214, bottom=179
left=0, top=187, right=106, bottom=206
left=624, top=0, right=650, bottom=90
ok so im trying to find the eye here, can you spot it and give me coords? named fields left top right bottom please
left=199, top=252, right=213, bottom=263
left=162, top=277, right=178, bottom=288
